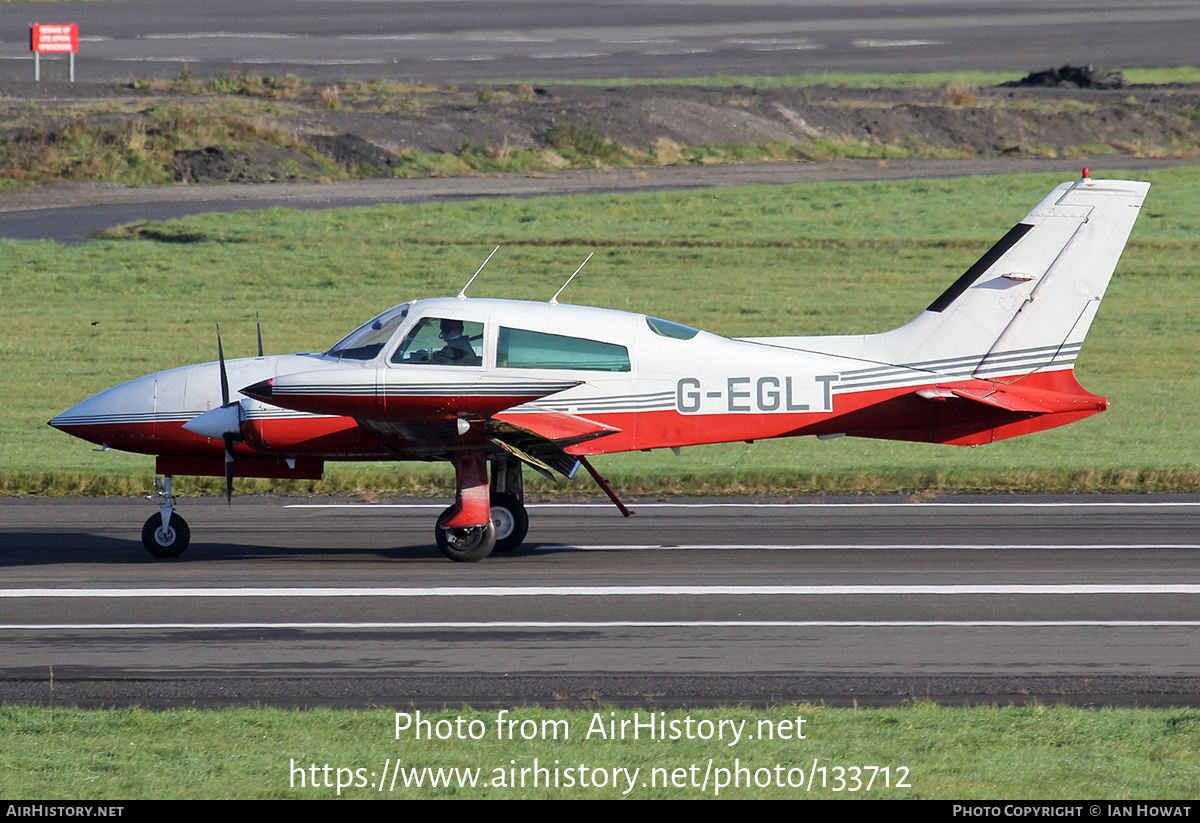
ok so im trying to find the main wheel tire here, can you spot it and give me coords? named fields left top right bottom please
left=435, top=506, right=497, bottom=562
left=489, top=492, right=529, bottom=553
left=141, top=512, right=190, bottom=558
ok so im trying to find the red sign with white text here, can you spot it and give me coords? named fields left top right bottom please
left=31, top=24, right=79, bottom=54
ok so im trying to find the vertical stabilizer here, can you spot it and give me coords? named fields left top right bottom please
left=879, top=175, right=1150, bottom=380
left=742, top=175, right=1149, bottom=384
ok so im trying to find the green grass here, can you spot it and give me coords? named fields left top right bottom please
left=4, top=165, right=1199, bottom=496
left=3, top=703, right=1199, bottom=798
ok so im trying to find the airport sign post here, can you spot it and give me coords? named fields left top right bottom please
left=30, top=23, right=79, bottom=82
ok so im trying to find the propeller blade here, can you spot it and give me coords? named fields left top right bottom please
left=216, top=322, right=230, bottom=407
left=223, top=434, right=235, bottom=506
left=216, top=320, right=238, bottom=506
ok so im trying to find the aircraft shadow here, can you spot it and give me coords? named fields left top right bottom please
left=0, top=532, right=548, bottom=566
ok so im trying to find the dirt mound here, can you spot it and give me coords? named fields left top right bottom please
left=4, top=77, right=1200, bottom=189
left=307, top=133, right=403, bottom=175
left=1001, top=65, right=1126, bottom=90
left=288, top=82, right=1200, bottom=164
left=174, top=141, right=329, bottom=183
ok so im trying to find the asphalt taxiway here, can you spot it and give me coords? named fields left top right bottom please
left=2, top=495, right=1199, bottom=706
left=1, top=157, right=1192, bottom=245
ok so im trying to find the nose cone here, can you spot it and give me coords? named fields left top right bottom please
left=241, top=378, right=274, bottom=402
left=181, top=402, right=244, bottom=441
left=49, top=373, right=161, bottom=452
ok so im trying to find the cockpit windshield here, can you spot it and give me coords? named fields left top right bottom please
left=326, top=304, right=410, bottom=361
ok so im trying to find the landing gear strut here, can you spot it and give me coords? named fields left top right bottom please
left=142, top=475, right=190, bottom=558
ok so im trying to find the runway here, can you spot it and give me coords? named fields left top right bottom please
left=3, top=1, right=1196, bottom=714
left=1, top=0, right=1197, bottom=83
left=3, top=495, right=1199, bottom=706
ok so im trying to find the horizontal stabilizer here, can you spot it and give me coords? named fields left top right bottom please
left=917, top=379, right=1107, bottom=414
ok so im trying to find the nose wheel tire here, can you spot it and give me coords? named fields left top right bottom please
left=489, top=492, right=529, bottom=553
left=141, top=513, right=190, bottom=558
left=435, top=507, right=497, bottom=562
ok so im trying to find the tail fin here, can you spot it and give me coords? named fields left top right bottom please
left=740, top=173, right=1150, bottom=446
left=870, top=173, right=1150, bottom=380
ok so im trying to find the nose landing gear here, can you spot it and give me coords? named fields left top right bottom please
left=142, top=475, right=189, bottom=558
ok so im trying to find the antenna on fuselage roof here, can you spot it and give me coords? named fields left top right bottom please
left=457, top=245, right=500, bottom=300
left=549, top=253, right=593, bottom=306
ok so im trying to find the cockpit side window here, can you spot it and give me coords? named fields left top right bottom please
left=391, top=318, right=484, bottom=366
left=497, top=327, right=630, bottom=372
left=326, top=305, right=409, bottom=361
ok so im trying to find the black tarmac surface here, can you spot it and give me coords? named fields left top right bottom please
left=3, top=495, right=1200, bottom=707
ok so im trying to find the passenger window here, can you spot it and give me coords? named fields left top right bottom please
left=391, top=318, right=484, bottom=366
left=497, top=327, right=630, bottom=372
left=646, top=316, right=699, bottom=340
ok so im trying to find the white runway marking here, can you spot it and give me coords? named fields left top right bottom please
left=5, top=584, right=1200, bottom=598
left=4, top=621, right=1200, bottom=631
left=854, top=38, right=945, bottom=48
left=336, top=34, right=433, bottom=41
left=530, top=52, right=612, bottom=59
left=143, top=32, right=302, bottom=40
left=110, top=57, right=201, bottom=63
left=240, top=58, right=385, bottom=66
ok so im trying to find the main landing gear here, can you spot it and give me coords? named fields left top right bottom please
left=434, top=490, right=530, bottom=562
left=435, top=453, right=529, bottom=562
left=142, top=475, right=190, bottom=558
left=433, top=451, right=635, bottom=562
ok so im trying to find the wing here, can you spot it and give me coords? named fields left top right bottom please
left=241, top=367, right=620, bottom=472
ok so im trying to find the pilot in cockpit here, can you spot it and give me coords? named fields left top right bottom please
left=393, top=317, right=483, bottom=366
left=432, top=319, right=477, bottom=365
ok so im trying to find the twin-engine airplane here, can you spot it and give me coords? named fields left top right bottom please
left=51, top=172, right=1148, bottom=561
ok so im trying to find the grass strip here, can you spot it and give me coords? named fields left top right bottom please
left=3, top=703, right=1200, bottom=799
